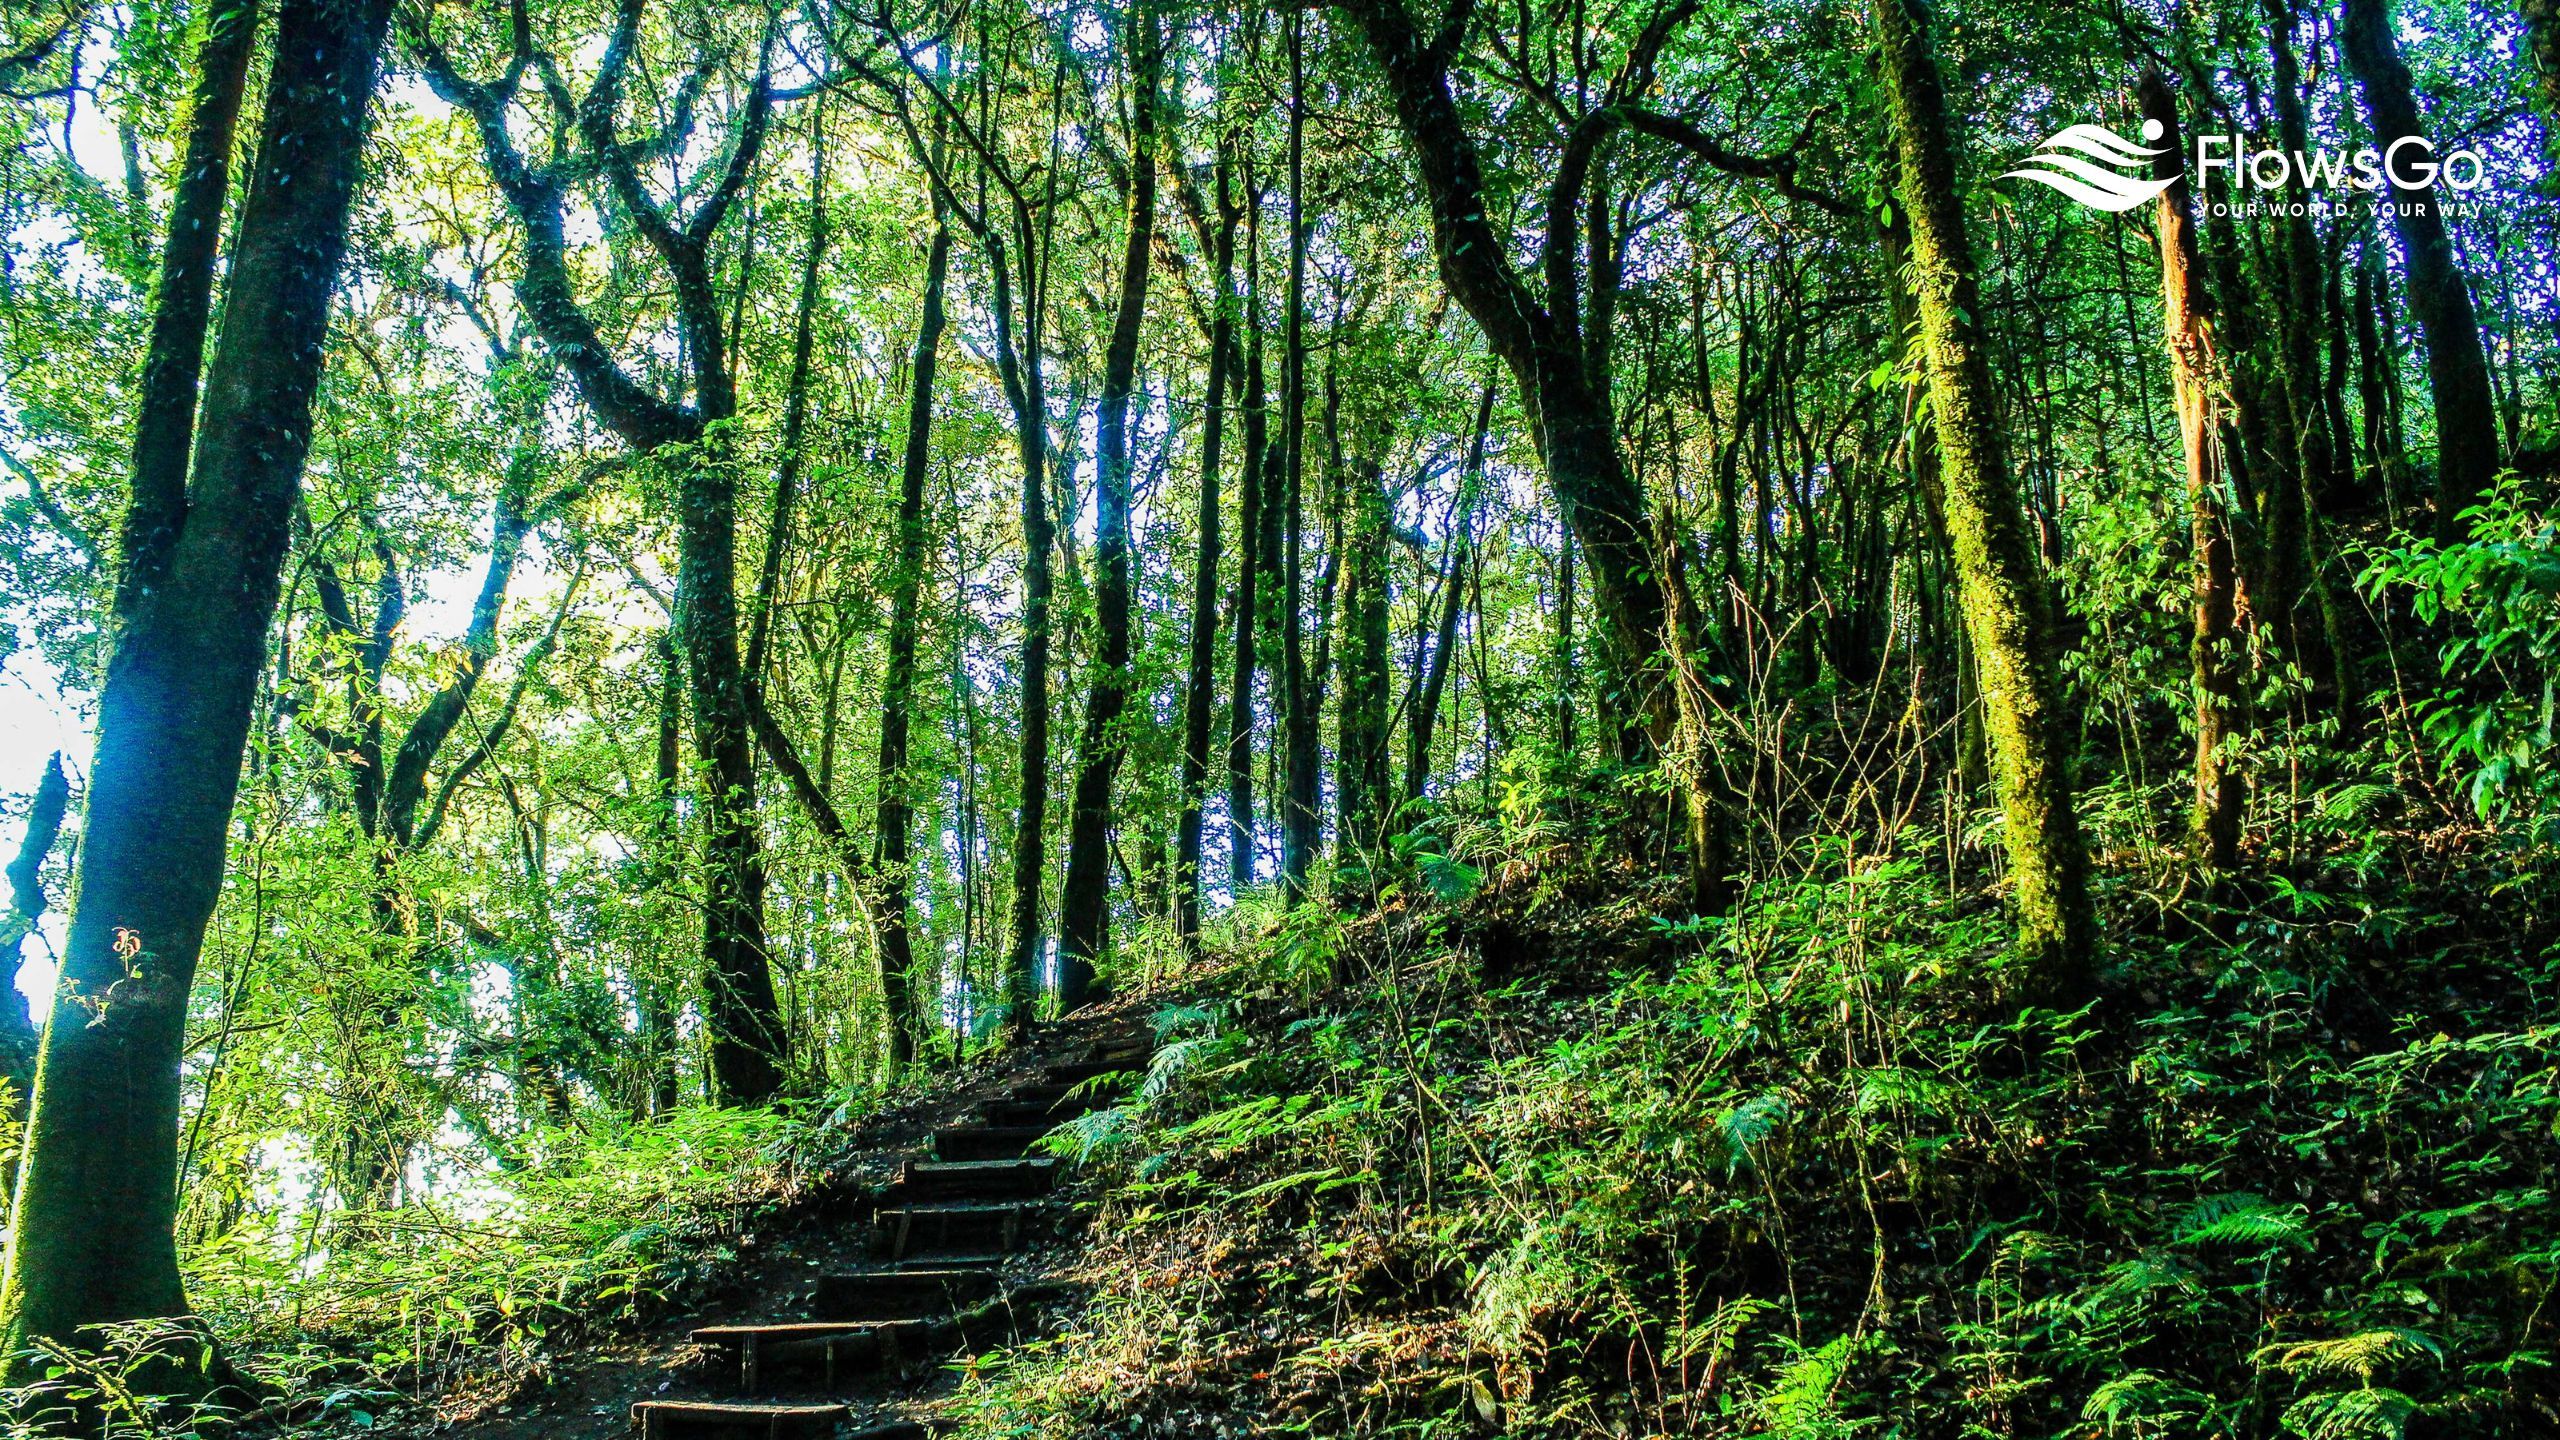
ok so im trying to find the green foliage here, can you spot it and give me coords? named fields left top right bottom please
left=942, top=811, right=2560, bottom=1437
left=2363, top=477, right=2560, bottom=829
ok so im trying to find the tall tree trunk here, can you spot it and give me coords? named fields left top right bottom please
left=1225, top=176, right=1268, bottom=895
left=993, top=210, right=1058, bottom=1039
left=642, top=631, right=685, bottom=1117
left=1336, top=457, right=1393, bottom=885
left=2342, top=0, right=2504, bottom=539
left=2143, top=73, right=2246, bottom=879
left=1058, top=10, right=1159, bottom=1007
left=1176, top=149, right=1238, bottom=952
left=680, top=410, right=783, bottom=1104
left=877, top=207, right=949, bottom=1074
left=0, top=0, right=392, bottom=1363
left=1406, top=384, right=1493, bottom=803
left=1555, top=538, right=1577, bottom=754
left=1279, top=12, right=1323, bottom=901
left=1331, top=0, right=1682, bottom=789
left=1871, top=0, right=2092, bottom=997
left=2261, top=5, right=2348, bottom=716
left=112, top=0, right=262, bottom=627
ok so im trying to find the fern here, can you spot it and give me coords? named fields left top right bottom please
left=2082, top=1370, right=2206, bottom=1435
left=1749, top=1334, right=1869, bottom=1440
left=1719, top=1091, right=1790, bottom=1170
left=2169, top=1192, right=2308, bottom=1249
left=2261, top=1329, right=2441, bottom=1385
left=2279, top=1386, right=2419, bottom=1440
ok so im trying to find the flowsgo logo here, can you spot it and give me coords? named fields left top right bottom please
left=2001, top=120, right=2179, bottom=212
left=2002, top=117, right=2492, bottom=218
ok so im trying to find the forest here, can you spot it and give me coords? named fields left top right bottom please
left=0, top=0, right=2555, bottom=1433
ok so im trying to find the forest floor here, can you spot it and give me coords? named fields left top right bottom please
left=368, top=823, right=2560, bottom=1439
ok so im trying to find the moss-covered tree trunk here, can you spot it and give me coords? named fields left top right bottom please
left=1058, top=7, right=1158, bottom=1006
left=877, top=197, right=949, bottom=1072
left=112, top=0, right=260, bottom=627
left=2143, top=73, right=2248, bottom=879
left=1226, top=175, right=1269, bottom=895
left=1176, top=144, right=1238, bottom=951
left=0, top=0, right=393, bottom=1363
left=1871, top=0, right=2093, bottom=997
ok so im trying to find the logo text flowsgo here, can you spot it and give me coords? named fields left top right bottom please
left=2003, top=119, right=2492, bottom=215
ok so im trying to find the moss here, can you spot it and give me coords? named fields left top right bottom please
left=1871, top=0, right=2094, bottom=997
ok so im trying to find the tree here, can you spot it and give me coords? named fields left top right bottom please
left=2142, top=71, right=2246, bottom=878
left=1278, top=10, right=1322, bottom=899
left=1173, top=133, right=1241, bottom=950
left=1870, top=0, right=2092, bottom=994
left=412, top=0, right=791, bottom=1102
left=0, top=0, right=394, bottom=1363
left=1, top=752, right=69, bottom=1136
left=1058, top=3, right=1161, bottom=1006
left=2342, top=0, right=2504, bottom=540
left=876, top=133, right=950, bottom=1072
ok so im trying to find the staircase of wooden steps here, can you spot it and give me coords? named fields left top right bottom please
left=625, top=1021, right=1144, bottom=1440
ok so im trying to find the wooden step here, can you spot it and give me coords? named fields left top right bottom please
left=811, top=1266, right=1001, bottom=1320
left=900, top=1251, right=1007, bottom=1270
left=688, top=1320, right=929, bottom=1391
left=984, top=1077, right=1120, bottom=1122
left=932, top=1123, right=1052, bottom=1162
left=984, top=1093, right=1111, bottom=1127
left=877, top=1199, right=1063, bottom=1260
left=631, top=1400, right=846, bottom=1440
left=1043, top=1057, right=1139, bottom=1087
left=898, top=1157, right=1056, bottom=1201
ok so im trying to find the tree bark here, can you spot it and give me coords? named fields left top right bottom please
left=1406, top=384, right=1493, bottom=804
left=0, top=0, right=392, bottom=1362
left=1, top=754, right=69, bottom=1132
left=1871, top=0, right=2092, bottom=997
left=1176, top=147, right=1238, bottom=952
left=1336, top=457, right=1393, bottom=882
left=1279, top=11, right=1322, bottom=901
left=112, top=0, right=262, bottom=627
left=1225, top=175, right=1268, bottom=895
left=2143, top=73, right=2246, bottom=879
left=877, top=202, right=950, bottom=1071
left=1058, top=8, right=1159, bottom=1006
left=642, top=630, right=685, bottom=1116
left=2342, top=0, right=2504, bottom=539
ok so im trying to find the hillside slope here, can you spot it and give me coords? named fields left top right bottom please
left=939, top=843, right=2560, bottom=1438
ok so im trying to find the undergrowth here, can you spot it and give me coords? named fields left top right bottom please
left=3, top=1096, right=876, bottom=1437
left=953, top=825, right=2560, bottom=1438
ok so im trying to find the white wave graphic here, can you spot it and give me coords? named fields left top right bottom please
left=2001, top=120, right=2178, bottom=213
